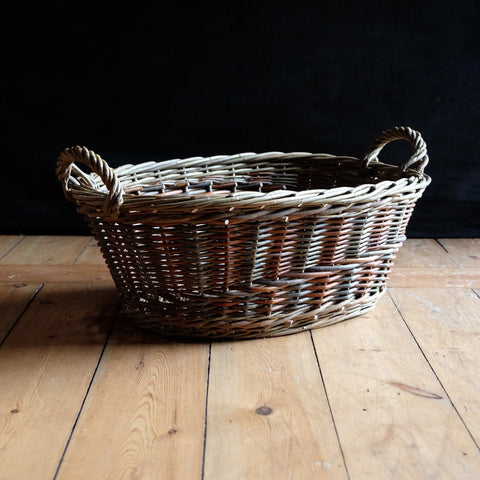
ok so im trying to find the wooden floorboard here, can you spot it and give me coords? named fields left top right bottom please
left=0, top=283, right=118, bottom=480
left=312, top=293, right=480, bottom=478
left=0, top=283, right=41, bottom=342
left=0, top=236, right=23, bottom=260
left=389, top=288, right=480, bottom=446
left=0, top=236, right=91, bottom=266
left=204, top=333, right=347, bottom=479
left=56, top=323, right=210, bottom=480
left=0, top=236, right=479, bottom=479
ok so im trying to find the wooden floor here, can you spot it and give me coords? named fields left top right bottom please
left=1, top=236, right=480, bottom=479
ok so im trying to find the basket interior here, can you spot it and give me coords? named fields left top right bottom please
left=96, top=154, right=406, bottom=197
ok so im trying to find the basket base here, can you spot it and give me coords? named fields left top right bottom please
left=120, top=288, right=385, bottom=340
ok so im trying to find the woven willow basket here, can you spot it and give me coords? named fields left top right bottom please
left=57, top=126, right=431, bottom=339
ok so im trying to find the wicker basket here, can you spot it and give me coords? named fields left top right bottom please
left=57, top=126, right=430, bottom=339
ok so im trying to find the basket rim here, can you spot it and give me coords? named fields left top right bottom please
left=57, top=126, right=431, bottom=222
left=66, top=151, right=431, bottom=220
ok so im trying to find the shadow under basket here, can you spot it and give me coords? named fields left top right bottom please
left=57, top=127, right=431, bottom=339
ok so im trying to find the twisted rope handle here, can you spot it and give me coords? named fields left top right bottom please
left=56, top=146, right=124, bottom=219
left=363, top=126, right=429, bottom=173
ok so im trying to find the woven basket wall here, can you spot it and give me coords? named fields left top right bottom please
left=57, top=127, right=431, bottom=339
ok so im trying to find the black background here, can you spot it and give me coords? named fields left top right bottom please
left=3, top=1, right=480, bottom=237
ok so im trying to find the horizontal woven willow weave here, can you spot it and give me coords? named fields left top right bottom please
left=57, top=127, right=431, bottom=339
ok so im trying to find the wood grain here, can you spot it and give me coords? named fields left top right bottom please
left=0, top=283, right=118, bottom=480
left=394, top=238, right=457, bottom=268
left=0, top=265, right=113, bottom=285
left=0, top=283, right=41, bottom=341
left=389, top=287, right=480, bottom=445
left=438, top=238, right=480, bottom=268
left=311, top=294, right=480, bottom=478
left=0, top=235, right=90, bottom=265
left=56, top=327, right=209, bottom=480
left=0, top=236, right=22, bottom=259
left=387, top=267, right=480, bottom=288
left=203, top=332, right=347, bottom=480
left=74, top=238, right=105, bottom=265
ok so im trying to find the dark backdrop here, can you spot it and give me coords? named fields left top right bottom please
left=3, top=1, right=480, bottom=237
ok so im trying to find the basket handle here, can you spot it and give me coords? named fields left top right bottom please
left=362, top=126, right=429, bottom=173
left=56, top=146, right=124, bottom=219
